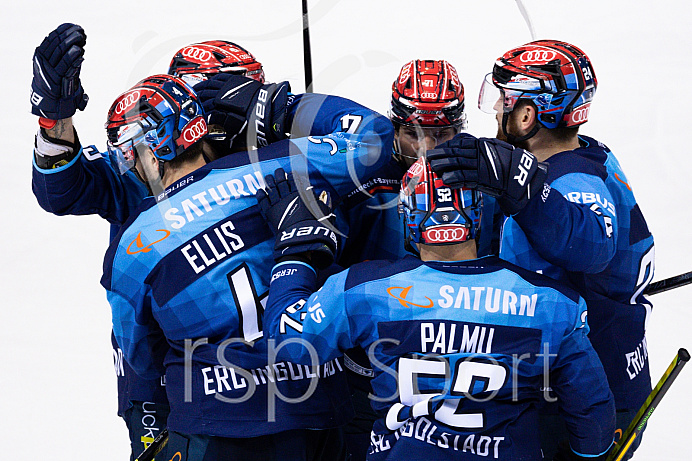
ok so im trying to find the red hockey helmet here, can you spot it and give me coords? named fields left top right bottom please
left=390, top=60, right=467, bottom=129
left=479, top=40, right=597, bottom=129
left=399, top=157, right=481, bottom=248
left=105, top=74, right=207, bottom=174
left=168, top=40, right=265, bottom=87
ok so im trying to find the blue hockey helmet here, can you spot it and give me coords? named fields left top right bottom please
left=479, top=40, right=597, bottom=132
left=105, top=74, right=207, bottom=174
left=399, top=157, right=481, bottom=249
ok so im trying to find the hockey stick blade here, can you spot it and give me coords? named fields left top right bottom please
left=135, top=427, right=169, bottom=461
left=645, top=271, right=692, bottom=296
left=605, top=348, right=690, bottom=461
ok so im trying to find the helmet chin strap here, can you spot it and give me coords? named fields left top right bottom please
left=502, top=112, right=541, bottom=145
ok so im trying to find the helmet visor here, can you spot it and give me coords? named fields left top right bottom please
left=478, top=73, right=527, bottom=114
left=107, top=123, right=150, bottom=174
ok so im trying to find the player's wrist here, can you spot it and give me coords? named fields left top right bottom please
left=34, top=127, right=80, bottom=169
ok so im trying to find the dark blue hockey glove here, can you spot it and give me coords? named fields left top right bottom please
left=256, top=168, right=338, bottom=270
left=427, top=133, right=548, bottom=216
left=553, top=441, right=608, bottom=461
left=30, top=23, right=89, bottom=120
left=193, top=73, right=290, bottom=153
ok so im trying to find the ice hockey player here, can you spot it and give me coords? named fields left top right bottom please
left=339, top=59, right=470, bottom=266
left=427, top=40, right=654, bottom=460
left=256, top=161, right=616, bottom=460
left=101, top=72, right=393, bottom=459
left=336, top=60, right=500, bottom=460
left=30, top=24, right=269, bottom=459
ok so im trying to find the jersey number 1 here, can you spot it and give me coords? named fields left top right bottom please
left=227, top=263, right=267, bottom=342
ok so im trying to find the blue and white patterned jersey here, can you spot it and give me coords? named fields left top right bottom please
left=101, top=96, right=394, bottom=437
left=501, top=135, right=654, bottom=411
left=32, top=93, right=391, bottom=418
left=265, top=255, right=615, bottom=460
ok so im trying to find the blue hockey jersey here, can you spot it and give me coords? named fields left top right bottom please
left=100, top=98, right=394, bottom=437
left=32, top=93, right=392, bottom=418
left=501, top=136, right=654, bottom=411
left=264, top=255, right=615, bottom=460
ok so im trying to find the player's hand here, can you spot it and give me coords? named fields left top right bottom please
left=31, top=23, right=89, bottom=120
left=256, top=168, right=338, bottom=269
left=427, top=133, right=548, bottom=216
left=193, top=73, right=290, bottom=152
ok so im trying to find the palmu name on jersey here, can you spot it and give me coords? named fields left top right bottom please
left=264, top=255, right=615, bottom=460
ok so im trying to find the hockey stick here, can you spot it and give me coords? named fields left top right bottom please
left=135, top=428, right=168, bottom=461
left=514, top=0, right=537, bottom=40
left=302, top=0, right=314, bottom=93
left=605, top=348, right=690, bottom=461
left=644, top=271, right=692, bottom=296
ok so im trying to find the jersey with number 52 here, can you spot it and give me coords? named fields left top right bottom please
left=264, top=255, right=615, bottom=460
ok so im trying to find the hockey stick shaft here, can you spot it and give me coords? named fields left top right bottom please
left=644, top=271, right=692, bottom=296
left=302, top=0, right=314, bottom=93
left=605, top=348, right=690, bottom=461
left=135, top=427, right=169, bottom=461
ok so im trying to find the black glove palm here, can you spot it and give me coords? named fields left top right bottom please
left=193, top=74, right=290, bottom=153
left=256, top=168, right=338, bottom=270
left=31, top=23, right=89, bottom=120
left=428, top=133, right=548, bottom=215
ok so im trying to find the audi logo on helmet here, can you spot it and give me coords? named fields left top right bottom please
left=180, top=116, right=208, bottom=147
left=519, top=49, right=558, bottom=63
left=423, top=226, right=469, bottom=243
left=447, top=63, right=460, bottom=88
left=420, top=92, right=438, bottom=99
left=408, top=159, right=425, bottom=177
left=181, top=47, right=213, bottom=62
left=398, top=61, right=414, bottom=85
left=567, top=103, right=591, bottom=125
left=115, top=90, right=141, bottom=115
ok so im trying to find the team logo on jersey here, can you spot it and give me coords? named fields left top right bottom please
left=126, top=229, right=171, bottom=255
left=387, top=285, right=434, bottom=309
left=614, top=172, right=631, bottom=191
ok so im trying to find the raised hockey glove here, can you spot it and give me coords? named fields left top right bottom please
left=256, top=168, right=338, bottom=270
left=30, top=23, right=89, bottom=120
left=427, top=133, right=548, bottom=216
left=193, top=73, right=290, bottom=152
